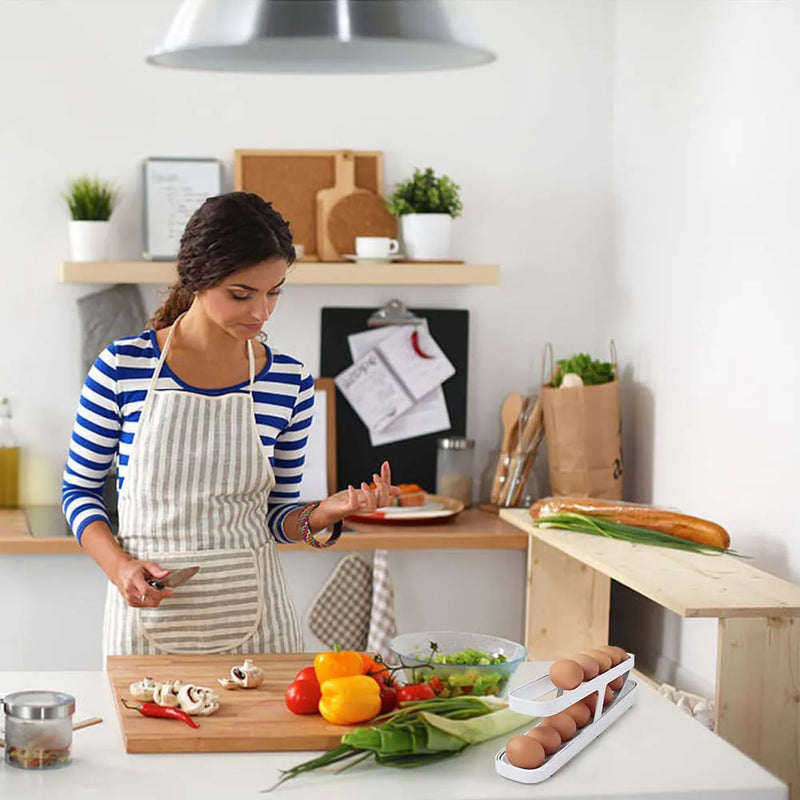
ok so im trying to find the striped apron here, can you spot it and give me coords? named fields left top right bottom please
left=102, top=319, right=302, bottom=656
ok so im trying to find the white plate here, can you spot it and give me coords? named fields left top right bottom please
left=346, top=494, right=464, bottom=524
left=343, top=253, right=405, bottom=263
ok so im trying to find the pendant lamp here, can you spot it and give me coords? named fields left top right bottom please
left=147, top=0, right=496, bottom=74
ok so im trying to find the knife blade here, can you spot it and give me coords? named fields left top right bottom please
left=148, top=565, right=200, bottom=590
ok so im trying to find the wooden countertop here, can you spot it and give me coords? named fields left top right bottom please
left=0, top=507, right=527, bottom=554
left=501, top=507, right=800, bottom=618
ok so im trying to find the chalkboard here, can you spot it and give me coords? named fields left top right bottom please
left=143, top=157, right=222, bottom=260
left=320, top=307, right=469, bottom=493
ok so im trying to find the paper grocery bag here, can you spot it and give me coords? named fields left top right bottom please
left=541, top=346, right=623, bottom=499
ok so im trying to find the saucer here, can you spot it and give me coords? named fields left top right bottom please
left=343, top=253, right=405, bottom=264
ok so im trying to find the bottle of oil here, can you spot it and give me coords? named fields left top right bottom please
left=0, top=397, right=20, bottom=508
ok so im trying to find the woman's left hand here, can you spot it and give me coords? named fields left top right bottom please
left=313, top=460, right=400, bottom=526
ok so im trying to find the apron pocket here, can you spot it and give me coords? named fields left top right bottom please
left=138, top=548, right=263, bottom=654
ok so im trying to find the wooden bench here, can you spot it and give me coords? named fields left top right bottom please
left=501, top=508, right=800, bottom=800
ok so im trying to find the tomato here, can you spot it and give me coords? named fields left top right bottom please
left=378, top=684, right=398, bottom=714
left=396, top=683, right=435, bottom=703
left=285, top=679, right=321, bottom=715
left=427, top=676, right=445, bottom=694
left=294, top=666, right=320, bottom=685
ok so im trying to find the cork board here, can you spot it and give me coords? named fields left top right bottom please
left=328, top=192, right=398, bottom=256
left=234, top=150, right=383, bottom=258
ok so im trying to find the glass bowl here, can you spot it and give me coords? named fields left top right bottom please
left=388, top=630, right=527, bottom=697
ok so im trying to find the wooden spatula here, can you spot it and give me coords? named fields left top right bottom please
left=489, top=392, right=524, bottom=504
left=316, top=151, right=370, bottom=261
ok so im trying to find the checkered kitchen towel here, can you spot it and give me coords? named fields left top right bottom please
left=367, top=549, right=397, bottom=659
left=308, top=554, right=373, bottom=651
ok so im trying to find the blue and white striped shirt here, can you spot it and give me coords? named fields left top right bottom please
left=61, top=331, right=315, bottom=544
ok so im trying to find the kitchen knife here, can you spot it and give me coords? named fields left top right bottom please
left=148, top=566, right=200, bottom=590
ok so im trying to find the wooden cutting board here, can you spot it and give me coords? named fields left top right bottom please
left=106, top=653, right=358, bottom=753
left=316, top=151, right=372, bottom=261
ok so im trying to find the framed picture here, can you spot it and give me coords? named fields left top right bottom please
left=299, top=378, right=338, bottom=502
left=142, top=157, right=222, bottom=260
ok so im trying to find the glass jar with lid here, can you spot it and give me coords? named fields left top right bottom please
left=436, top=436, right=475, bottom=508
left=3, top=690, right=75, bottom=769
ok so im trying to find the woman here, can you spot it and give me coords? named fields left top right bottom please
left=62, top=192, right=397, bottom=656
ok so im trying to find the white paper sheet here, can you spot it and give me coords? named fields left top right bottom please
left=334, top=350, right=414, bottom=432
left=375, top=325, right=456, bottom=400
left=348, top=326, right=451, bottom=446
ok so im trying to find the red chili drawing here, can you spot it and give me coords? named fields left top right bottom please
left=411, top=329, right=435, bottom=359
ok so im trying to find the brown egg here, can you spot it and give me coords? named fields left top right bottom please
left=607, top=645, right=630, bottom=663
left=564, top=701, right=592, bottom=728
left=583, top=692, right=600, bottom=714
left=540, top=712, right=577, bottom=741
left=506, top=734, right=546, bottom=770
left=597, top=645, right=624, bottom=667
left=525, top=724, right=562, bottom=755
left=572, top=653, right=600, bottom=681
left=603, top=685, right=614, bottom=705
left=549, top=659, right=584, bottom=690
left=586, top=649, right=613, bottom=672
left=609, top=674, right=627, bottom=691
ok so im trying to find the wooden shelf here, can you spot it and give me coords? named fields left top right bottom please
left=60, top=260, right=500, bottom=286
left=1, top=507, right=526, bottom=554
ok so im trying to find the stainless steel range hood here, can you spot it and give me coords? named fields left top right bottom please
left=146, top=0, right=496, bottom=74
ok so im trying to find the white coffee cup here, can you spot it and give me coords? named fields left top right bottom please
left=355, top=236, right=400, bottom=258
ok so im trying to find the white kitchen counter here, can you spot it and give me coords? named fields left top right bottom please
left=0, top=663, right=786, bottom=800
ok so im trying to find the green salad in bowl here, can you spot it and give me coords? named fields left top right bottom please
left=388, top=631, right=527, bottom=697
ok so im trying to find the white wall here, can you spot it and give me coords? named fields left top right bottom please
left=0, top=0, right=615, bottom=669
left=612, top=0, right=800, bottom=695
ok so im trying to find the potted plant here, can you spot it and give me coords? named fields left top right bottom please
left=64, top=176, right=119, bottom=262
left=386, top=167, right=462, bottom=261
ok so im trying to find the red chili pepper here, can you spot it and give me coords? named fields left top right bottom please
left=121, top=698, right=199, bottom=729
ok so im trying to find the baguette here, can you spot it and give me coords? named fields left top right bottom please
left=529, top=497, right=730, bottom=550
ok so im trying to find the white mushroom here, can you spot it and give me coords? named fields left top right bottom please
left=177, top=684, right=220, bottom=716
left=217, top=678, right=240, bottom=690
left=129, top=677, right=158, bottom=702
left=230, top=658, right=265, bottom=689
left=152, top=680, right=182, bottom=708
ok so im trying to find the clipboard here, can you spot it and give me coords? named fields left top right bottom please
left=320, top=305, right=469, bottom=492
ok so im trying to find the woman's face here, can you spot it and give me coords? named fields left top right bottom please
left=198, top=257, right=288, bottom=340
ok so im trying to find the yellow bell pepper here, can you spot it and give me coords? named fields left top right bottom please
left=318, top=675, right=381, bottom=725
left=313, top=649, right=365, bottom=685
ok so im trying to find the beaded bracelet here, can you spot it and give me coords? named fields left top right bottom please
left=297, top=502, right=343, bottom=549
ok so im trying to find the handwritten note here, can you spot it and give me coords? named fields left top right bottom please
left=143, top=158, right=222, bottom=260
left=348, top=326, right=451, bottom=446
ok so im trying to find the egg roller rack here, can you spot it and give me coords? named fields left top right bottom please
left=495, top=654, right=638, bottom=784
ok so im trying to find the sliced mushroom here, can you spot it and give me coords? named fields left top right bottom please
left=129, top=677, right=158, bottom=702
left=152, top=680, right=182, bottom=708
left=217, top=678, right=240, bottom=690
left=176, top=684, right=220, bottom=716
left=230, top=658, right=265, bottom=688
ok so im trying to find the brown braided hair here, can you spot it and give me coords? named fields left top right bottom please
left=149, top=192, right=295, bottom=330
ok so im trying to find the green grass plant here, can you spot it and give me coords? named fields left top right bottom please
left=64, top=176, right=118, bottom=220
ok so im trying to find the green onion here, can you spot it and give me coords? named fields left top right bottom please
left=262, top=696, right=534, bottom=791
left=534, top=513, right=747, bottom=557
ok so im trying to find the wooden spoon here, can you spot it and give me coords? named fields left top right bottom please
left=489, top=392, right=525, bottom=504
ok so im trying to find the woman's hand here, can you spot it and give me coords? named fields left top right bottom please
left=312, top=460, right=401, bottom=528
left=114, top=556, right=173, bottom=608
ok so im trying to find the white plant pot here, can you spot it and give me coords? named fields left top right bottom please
left=400, top=213, right=453, bottom=261
left=68, top=220, right=111, bottom=262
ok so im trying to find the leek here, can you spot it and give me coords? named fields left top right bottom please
left=535, top=513, right=746, bottom=557
left=263, top=696, right=534, bottom=791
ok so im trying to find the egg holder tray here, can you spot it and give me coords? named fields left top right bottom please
left=495, top=654, right=638, bottom=784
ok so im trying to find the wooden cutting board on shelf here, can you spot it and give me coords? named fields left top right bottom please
left=316, top=151, right=389, bottom=261
left=328, top=192, right=398, bottom=258
left=107, top=653, right=357, bottom=753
